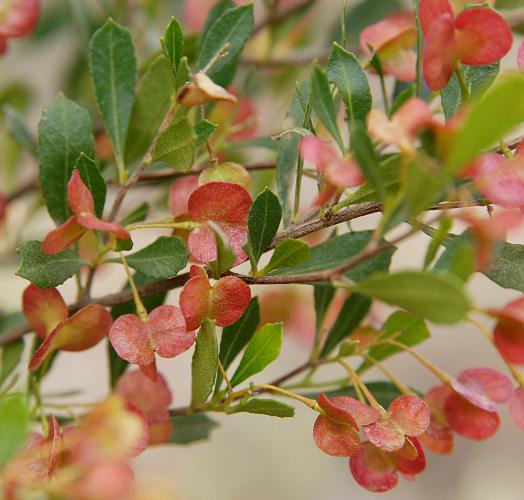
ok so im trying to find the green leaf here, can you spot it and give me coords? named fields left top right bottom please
left=320, top=294, right=371, bottom=357
left=441, top=63, right=499, bottom=120
left=197, top=4, right=254, bottom=85
left=218, top=297, right=260, bottom=368
left=310, top=66, right=344, bottom=151
left=230, top=323, right=283, bottom=387
left=169, top=414, right=219, bottom=445
left=447, top=74, right=524, bottom=173
left=276, top=133, right=299, bottom=226
left=326, top=42, right=371, bottom=122
left=354, top=271, right=471, bottom=324
left=304, top=381, right=402, bottom=408
left=191, top=319, right=218, bottom=407
left=17, top=241, right=85, bottom=288
left=38, top=95, right=95, bottom=224
left=125, top=236, right=189, bottom=280
left=314, top=286, right=336, bottom=334
left=260, top=239, right=310, bottom=275
left=3, top=104, right=37, bottom=155
left=248, top=189, right=282, bottom=263
left=350, top=121, right=386, bottom=200
left=0, top=340, right=24, bottom=388
left=194, top=119, right=218, bottom=146
left=338, top=340, right=359, bottom=357
left=270, top=231, right=394, bottom=282
left=75, top=153, right=106, bottom=218
left=89, top=18, right=137, bottom=167
left=0, top=394, right=29, bottom=467
left=125, top=55, right=173, bottom=165
left=120, top=202, right=149, bottom=226
left=485, top=242, right=524, bottom=293
left=161, top=17, right=184, bottom=82
left=358, top=311, right=430, bottom=373
left=153, top=118, right=195, bottom=171
left=208, top=222, right=236, bottom=276
left=109, top=272, right=167, bottom=387
left=226, top=398, right=295, bottom=418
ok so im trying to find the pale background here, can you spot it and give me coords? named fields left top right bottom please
left=1, top=1, right=524, bottom=499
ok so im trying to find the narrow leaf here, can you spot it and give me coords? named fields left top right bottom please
left=89, top=18, right=137, bottom=166
left=230, top=323, right=283, bottom=387
left=314, top=286, right=336, bottom=334
left=191, top=319, right=218, bottom=407
left=226, top=398, right=295, bottom=418
left=276, top=133, right=299, bottom=226
left=75, top=153, right=106, bottom=218
left=261, top=239, right=310, bottom=275
left=161, top=17, right=184, bottom=81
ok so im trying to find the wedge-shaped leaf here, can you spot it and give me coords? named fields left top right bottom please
left=169, top=414, right=219, bottom=445
left=230, top=323, right=283, bottom=387
left=76, top=153, right=106, bottom=218
left=447, top=75, right=524, bottom=173
left=109, top=272, right=167, bottom=387
left=17, top=241, right=84, bottom=288
left=358, top=312, right=430, bottom=373
left=441, top=63, right=499, bottom=120
left=350, top=121, right=386, bottom=200
left=125, top=55, right=173, bottom=165
left=226, top=398, right=295, bottom=418
left=248, top=189, right=282, bottom=263
left=326, top=43, right=372, bottom=122
left=125, top=236, right=189, bottom=280
left=89, top=19, right=137, bottom=167
left=161, top=17, right=184, bottom=82
left=304, top=381, right=402, bottom=408
left=310, top=66, right=344, bottom=151
left=38, top=95, right=95, bottom=224
left=153, top=118, right=194, bottom=171
left=320, top=294, right=371, bottom=358
left=191, top=319, right=218, bottom=407
left=0, top=394, right=29, bottom=467
left=270, top=231, right=394, bottom=282
left=207, top=222, right=236, bottom=276
left=197, top=4, right=254, bottom=85
left=354, top=271, right=471, bottom=324
left=194, top=119, right=218, bottom=146
left=216, top=298, right=260, bottom=392
left=261, top=239, right=310, bottom=275
left=276, top=133, right=299, bottom=226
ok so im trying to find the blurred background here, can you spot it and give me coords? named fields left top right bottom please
left=1, top=0, right=524, bottom=499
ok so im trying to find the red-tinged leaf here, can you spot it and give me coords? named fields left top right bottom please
left=53, top=304, right=112, bottom=352
left=455, top=8, right=512, bottom=66
left=188, top=182, right=252, bottom=224
left=0, top=0, right=40, bottom=38
left=317, top=394, right=379, bottom=427
left=313, top=415, right=361, bottom=457
left=147, top=305, right=195, bottom=358
left=470, top=154, right=524, bottom=209
left=490, top=296, right=524, bottom=326
left=188, top=222, right=248, bottom=265
left=76, top=213, right=129, bottom=240
left=42, top=216, right=86, bottom=255
left=148, top=419, right=173, bottom=445
left=326, top=159, right=364, bottom=189
left=423, top=385, right=453, bottom=439
left=68, top=170, right=95, bottom=215
left=444, top=392, right=500, bottom=440
left=169, top=176, right=199, bottom=218
left=70, top=461, right=135, bottom=499
left=388, top=395, right=430, bottom=437
left=190, top=265, right=208, bottom=280
left=349, top=442, right=398, bottom=493
left=509, top=387, right=524, bottom=432
left=394, top=437, right=426, bottom=477
left=419, top=424, right=454, bottom=454
left=210, top=276, right=251, bottom=327
left=363, top=416, right=406, bottom=452
left=494, top=323, right=524, bottom=365
left=115, top=369, right=172, bottom=421
left=180, top=274, right=211, bottom=331
left=140, top=360, right=158, bottom=381
left=300, top=136, right=338, bottom=172
left=29, top=332, right=56, bottom=371
left=456, top=368, right=513, bottom=405
left=124, top=404, right=150, bottom=456
left=422, top=13, right=457, bottom=91
left=22, top=285, right=67, bottom=339
left=419, top=0, right=454, bottom=36
left=109, top=314, right=156, bottom=366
